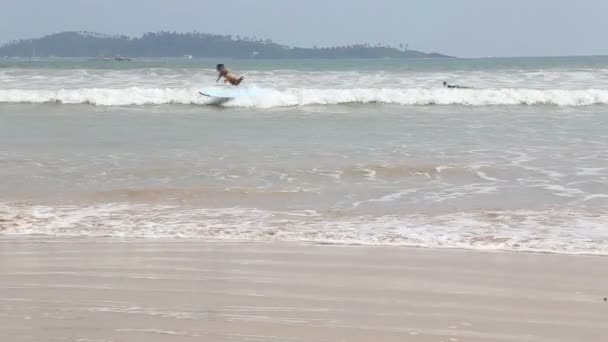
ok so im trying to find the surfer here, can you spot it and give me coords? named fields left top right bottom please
left=216, top=64, right=244, bottom=86
left=443, top=81, right=470, bottom=89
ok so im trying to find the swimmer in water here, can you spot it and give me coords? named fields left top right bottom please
left=443, top=81, right=471, bottom=89
left=216, top=64, right=244, bottom=86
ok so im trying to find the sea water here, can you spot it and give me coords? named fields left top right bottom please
left=1, top=57, right=608, bottom=254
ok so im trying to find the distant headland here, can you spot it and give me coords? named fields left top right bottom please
left=0, top=31, right=452, bottom=59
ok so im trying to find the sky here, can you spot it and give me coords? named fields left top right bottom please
left=1, top=0, right=607, bottom=58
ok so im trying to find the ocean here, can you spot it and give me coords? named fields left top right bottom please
left=1, top=57, right=608, bottom=254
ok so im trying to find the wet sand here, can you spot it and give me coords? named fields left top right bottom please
left=0, top=238, right=606, bottom=342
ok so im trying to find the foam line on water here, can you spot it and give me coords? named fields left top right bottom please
left=2, top=86, right=608, bottom=107
left=2, top=203, right=608, bottom=255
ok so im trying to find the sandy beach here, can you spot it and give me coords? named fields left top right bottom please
left=0, top=238, right=606, bottom=342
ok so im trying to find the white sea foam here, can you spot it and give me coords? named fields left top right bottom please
left=2, top=203, right=608, bottom=255
left=352, top=189, right=418, bottom=207
left=2, top=86, right=608, bottom=107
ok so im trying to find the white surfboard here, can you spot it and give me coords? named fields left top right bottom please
left=199, top=91, right=233, bottom=105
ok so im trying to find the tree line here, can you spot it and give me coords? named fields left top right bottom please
left=0, top=31, right=450, bottom=59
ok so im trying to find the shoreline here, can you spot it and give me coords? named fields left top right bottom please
left=1, top=237, right=606, bottom=341
left=2, top=235, right=608, bottom=258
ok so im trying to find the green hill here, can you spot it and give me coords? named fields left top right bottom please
left=0, top=31, right=451, bottom=59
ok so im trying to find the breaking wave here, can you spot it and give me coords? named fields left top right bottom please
left=2, top=203, right=608, bottom=255
left=1, top=86, right=608, bottom=107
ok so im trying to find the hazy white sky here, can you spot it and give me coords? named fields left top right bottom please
left=1, top=0, right=606, bottom=57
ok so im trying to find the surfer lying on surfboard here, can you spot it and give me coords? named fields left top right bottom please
left=443, top=81, right=471, bottom=89
left=216, top=64, right=245, bottom=86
